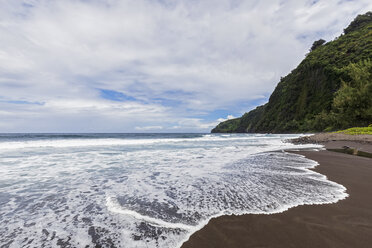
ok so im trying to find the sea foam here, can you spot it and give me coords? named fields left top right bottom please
left=0, top=133, right=347, bottom=248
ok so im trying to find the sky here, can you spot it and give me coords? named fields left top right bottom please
left=0, top=0, right=371, bottom=133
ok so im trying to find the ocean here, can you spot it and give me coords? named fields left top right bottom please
left=0, top=133, right=347, bottom=248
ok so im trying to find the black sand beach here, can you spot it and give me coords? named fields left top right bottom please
left=182, top=139, right=372, bottom=248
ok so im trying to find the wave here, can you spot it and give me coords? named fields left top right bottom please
left=106, top=197, right=195, bottom=230
left=0, top=133, right=305, bottom=150
left=0, top=133, right=347, bottom=248
left=105, top=152, right=348, bottom=248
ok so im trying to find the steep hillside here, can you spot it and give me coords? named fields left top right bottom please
left=212, top=12, right=372, bottom=133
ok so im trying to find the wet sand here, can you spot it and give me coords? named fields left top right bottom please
left=182, top=141, right=372, bottom=248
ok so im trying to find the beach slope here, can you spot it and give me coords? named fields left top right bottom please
left=182, top=142, right=372, bottom=248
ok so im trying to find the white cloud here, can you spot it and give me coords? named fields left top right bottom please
left=0, top=0, right=371, bottom=132
left=217, top=114, right=236, bottom=123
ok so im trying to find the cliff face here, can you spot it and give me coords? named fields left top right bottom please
left=212, top=12, right=372, bottom=133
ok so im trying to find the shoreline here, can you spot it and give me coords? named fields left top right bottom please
left=181, top=140, right=372, bottom=248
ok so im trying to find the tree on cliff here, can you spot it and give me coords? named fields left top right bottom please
left=310, top=39, right=326, bottom=51
left=332, top=60, right=372, bottom=128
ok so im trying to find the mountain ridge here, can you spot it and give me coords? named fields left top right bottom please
left=212, top=12, right=372, bottom=133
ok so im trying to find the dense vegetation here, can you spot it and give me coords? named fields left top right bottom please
left=212, top=12, right=372, bottom=133
left=335, top=124, right=372, bottom=135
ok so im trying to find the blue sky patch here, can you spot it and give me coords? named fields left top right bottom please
left=201, top=109, right=240, bottom=121
left=99, top=89, right=137, bottom=102
left=2, top=100, right=44, bottom=105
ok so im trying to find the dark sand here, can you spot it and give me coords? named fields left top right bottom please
left=182, top=141, right=372, bottom=248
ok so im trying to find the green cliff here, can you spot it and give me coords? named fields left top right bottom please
left=212, top=12, right=372, bottom=133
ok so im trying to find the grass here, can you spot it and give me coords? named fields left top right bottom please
left=335, top=125, right=372, bottom=135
